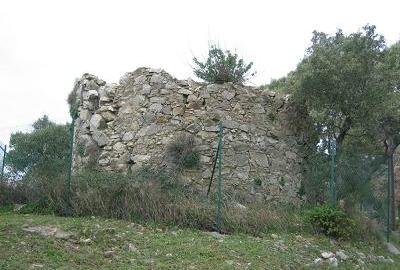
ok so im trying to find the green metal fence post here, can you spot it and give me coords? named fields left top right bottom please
left=390, top=152, right=396, bottom=231
left=65, top=117, right=76, bottom=216
left=329, top=139, right=336, bottom=205
left=387, top=155, right=391, bottom=242
left=216, top=121, right=223, bottom=232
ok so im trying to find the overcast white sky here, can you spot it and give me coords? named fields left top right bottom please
left=0, top=0, right=399, bottom=145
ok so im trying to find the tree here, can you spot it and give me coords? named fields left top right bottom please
left=367, top=42, right=400, bottom=229
left=5, top=116, right=70, bottom=208
left=274, top=25, right=397, bottom=207
left=378, top=42, right=400, bottom=155
left=6, top=116, right=69, bottom=179
left=294, top=27, right=400, bottom=227
left=32, top=115, right=53, bottom=130
left=295, top=25, right=386, bottom=151
left=192, top=44, right=256, bottom=84
left=267, top=71, right=299, bottom=93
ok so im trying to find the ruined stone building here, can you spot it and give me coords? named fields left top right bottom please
left=70, top=68, right=308, bottom=203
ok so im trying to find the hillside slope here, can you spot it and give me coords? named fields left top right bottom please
left=0, top=212, right=398, bottom=269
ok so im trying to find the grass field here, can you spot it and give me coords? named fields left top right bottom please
left=0, top=211, right=399, bottom=269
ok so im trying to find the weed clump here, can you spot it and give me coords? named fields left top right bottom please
left=165, top=133, right=200, bottom=171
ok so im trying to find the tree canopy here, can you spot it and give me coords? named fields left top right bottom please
left=269, top=25, right=400, bottom=155
left=269, top=25, right=400, bottom=210
left=295, top=25, right=388, bottom=149
left=6, top=116, right=69, bottom=179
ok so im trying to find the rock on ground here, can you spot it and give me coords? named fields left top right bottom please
left=386, top=242, right=400, bottom=255
left=22, top=225, right=72, bottom=240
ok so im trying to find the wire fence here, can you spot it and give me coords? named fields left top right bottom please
left=0, top=119, right=398, bottom=240
left=304, top=141, right=398, bottom=242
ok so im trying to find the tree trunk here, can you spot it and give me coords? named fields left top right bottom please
left=335, top=117, right=352, bottom=149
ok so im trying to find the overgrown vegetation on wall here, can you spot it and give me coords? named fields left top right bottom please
left=165, top=133, right=200, bottom=171
left=192, top=44, right=256, bottom=84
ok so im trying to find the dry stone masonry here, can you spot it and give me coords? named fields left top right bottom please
left=71, top=68, right=307, bottom=203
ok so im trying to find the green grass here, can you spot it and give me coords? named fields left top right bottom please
left=0, top=211, right=399, bottom=269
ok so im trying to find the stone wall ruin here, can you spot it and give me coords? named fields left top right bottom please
left=71, top=67, right=307, bottom=203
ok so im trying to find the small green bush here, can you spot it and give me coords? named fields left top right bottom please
left=192, top=44, right=255, bottom=84
left=304, top=205, right=356, bottom=239
left=254, top=177, right=262, bottom=187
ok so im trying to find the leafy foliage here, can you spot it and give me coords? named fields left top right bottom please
left=254, top=177, right=262, bottom=187
left=271, top=25, right=400, bottom=151
left=294, top=25, right=387, bottom=149
left=381, top=42, right=400, bottom=92
left=370, top=42, right=400, bottom=154
left=3, top=116, right=70, bottom=211
left=67, top=80, right=80, bottom=119
left=271, top=26, right=400, bottom=213
left=192, top=44, right=255, bottom=84
left=32, top=115, right=53, bottom=130
left=304, top=205, right=356, bottom=239
left=6, top=117, right=69, bottom=178
left=267, top=71, right=299, bottom=93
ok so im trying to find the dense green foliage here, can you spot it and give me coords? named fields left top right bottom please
left=192, top=44, right=255, bottom=84
left=6, top=116, right=69, bottom=178
left=270, top=25, right=400, bottom=209
left=268, top=71, right=299, bottom=94
left=296, top=25, right=388, bottom=149
left=269, top=25, right=400, bottom=152
left=67, top=80, right=80, bottom=118
left=304, top=205, right=356, bottom=239
left=373, top=42, right=400, bottom=154
left=2, top=116, right=70, bottom=210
